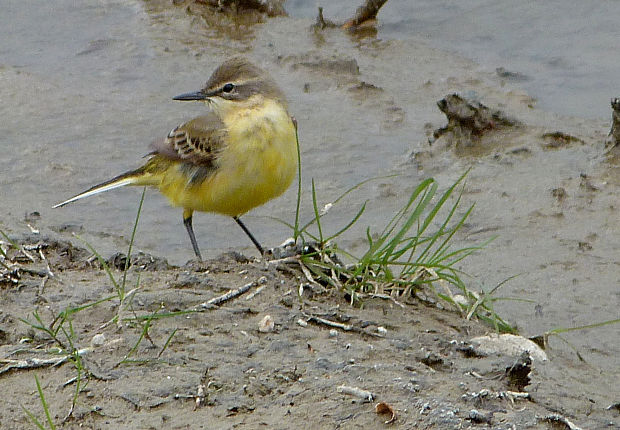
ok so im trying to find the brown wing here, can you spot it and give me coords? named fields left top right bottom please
left=151, top=113, right=227, bottom=169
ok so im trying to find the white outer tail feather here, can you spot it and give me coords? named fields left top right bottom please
left=52, top=177, right=136, bottom=208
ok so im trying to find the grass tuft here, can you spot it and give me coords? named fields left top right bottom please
left=288, top=170, right=516, bottom=332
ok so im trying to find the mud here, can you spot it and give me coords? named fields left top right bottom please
left=0, top=238, right=604, bottom=429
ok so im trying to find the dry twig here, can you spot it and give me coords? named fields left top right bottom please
left=337, top=385, right=374, bottom=402
left=0, top=347, right=91, bottom=375
left=301, top=312, right=383, bottom=338
left=314, top=0, right=390, bottom=31
left=199, top=279, right=260, bottom=309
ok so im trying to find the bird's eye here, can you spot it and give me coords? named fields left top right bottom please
left=222, top=83, right=234, bottom=93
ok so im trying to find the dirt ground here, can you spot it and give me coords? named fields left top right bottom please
left=0, top=236, right=606, bottom=429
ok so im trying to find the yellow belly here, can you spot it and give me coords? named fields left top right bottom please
left=158, top=107, right=297, bottom=217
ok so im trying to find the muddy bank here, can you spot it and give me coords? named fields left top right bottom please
left=0, top=236, right=606, bottom=429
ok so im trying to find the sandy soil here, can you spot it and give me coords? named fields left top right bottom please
left=0, top=236, right=608, bottom=429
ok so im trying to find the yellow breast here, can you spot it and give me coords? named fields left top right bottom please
left=158, top=99, right=298, bottom=216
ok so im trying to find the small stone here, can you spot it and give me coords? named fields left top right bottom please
left=329, top=329, right=338, bottom=337
left=468, top=409, right=492, bottom=424
left=469, top=333, right=547, bottom=362
left=91, top=333, right=106, bottom=347
left=258, top=315, right=275, bottom=333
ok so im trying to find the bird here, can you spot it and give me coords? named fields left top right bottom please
left=54, top=56, right=298, bottom=260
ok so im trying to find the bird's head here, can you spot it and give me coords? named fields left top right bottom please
left=173, top=56, right=287, bottom=118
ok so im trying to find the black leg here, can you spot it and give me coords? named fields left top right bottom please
left=233, top=216, right=264, bottom=255
left=183, top=211, right=202, bottom=260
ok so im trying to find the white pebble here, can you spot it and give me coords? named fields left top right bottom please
left=91, top=333, right=106, bottom=347
left=258, top=315, right=275, bottom=333
left=329, top=329, right=338, bottom=337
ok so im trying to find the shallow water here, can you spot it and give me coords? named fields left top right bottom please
left=291, top=0, right=620, bottom=119
left=1, top=0, right=619, bottom=420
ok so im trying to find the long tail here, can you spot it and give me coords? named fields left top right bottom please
left=53, top=166, right=159, bottom=208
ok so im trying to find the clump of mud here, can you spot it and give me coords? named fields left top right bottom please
left=433, top=93, right=521, bottom=145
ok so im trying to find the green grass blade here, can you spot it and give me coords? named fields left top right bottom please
left=310, top=179, right=324, bottom=244
left=120, top=187, right=146, bottom=296
left=0, top=230, right=10, bottom=259
left=261, top=216, right=295, bottom=231
left=21, top=405, right=46, bottom=430
left=74, top=234, right=119, bottom=291
left=377, top=181, right=437, bottom=265
left=381, top=178, right=435, bottom=238
left=293, top=124, right=302, bottom=241
left=158, top=328, right=178, bottom=358
left=411, top=174, right=467, bottom=265
left=35, top=375, right=56, bottom=430
left=0, top=229, right=21, bottom=252
left=300, top=174, right=399, bottom=234
left=325, top=201, right=367, bottom=243
left=546, top=318, right=620, bottom=335
left=331, top=174, right=399, bottom=206
left=59, top=295, right=117, bottom=319
left=118, top=317, right=152, bottom=366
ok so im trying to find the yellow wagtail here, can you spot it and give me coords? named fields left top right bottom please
left=54, top=57, right=298, bottom=259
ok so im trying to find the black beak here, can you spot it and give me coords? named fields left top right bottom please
left=173, top=91, right=206, bottom=101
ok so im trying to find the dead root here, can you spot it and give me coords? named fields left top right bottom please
left=314, top=0, right=390, bottom=32
left=605, top=97, right=620, bottom=151
left=342, top=0, right=389, bottom=30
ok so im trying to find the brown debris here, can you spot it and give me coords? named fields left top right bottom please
left=605, top=97, right=620, bottom=150
left=433, top=94, right=520, bottom=143
left=375, top=401, right=397, bottom=424
left=343, top=0, right=389, bottom=30
left=314, top=0, right=390, bottom=32
left=192, top=0, right=286, bottom=17
left=579, top=172, right=604, bottom=192
left=314, top=7, right=338, bottom=30
left=551, top=187, right=567, bottom=202
left=541, top=131, right=585, bottom=150
left=1, top=240, right=60, bottom=287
